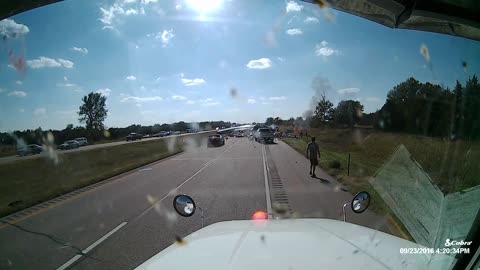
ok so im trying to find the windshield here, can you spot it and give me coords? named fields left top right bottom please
left=0, top=1, right=479, bottom=270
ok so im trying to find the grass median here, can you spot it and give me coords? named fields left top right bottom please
left=0, top=133, right=210, bottom=218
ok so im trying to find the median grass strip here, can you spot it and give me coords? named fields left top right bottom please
left=0, top=133, right=210, bottom=218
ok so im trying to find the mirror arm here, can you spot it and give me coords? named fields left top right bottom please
left=198, top=206, right=204, bottom=228
left=342, top=203, right=348, bottom=222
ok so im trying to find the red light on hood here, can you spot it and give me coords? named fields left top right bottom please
left=252, top=210, right=268, bottom=220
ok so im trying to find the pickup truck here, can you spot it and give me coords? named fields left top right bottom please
left=254, top=128, right=274, bottom=144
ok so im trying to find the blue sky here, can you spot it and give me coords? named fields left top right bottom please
left=0, top=0, right=479, bottom=131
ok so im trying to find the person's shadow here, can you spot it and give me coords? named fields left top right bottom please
left=311, top=175, right=330, bottom=184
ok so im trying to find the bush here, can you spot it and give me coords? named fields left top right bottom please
left=329, top=160, right=341, bottom=169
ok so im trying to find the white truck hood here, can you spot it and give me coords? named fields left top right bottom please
left=136, top=219, right=454, bottom=270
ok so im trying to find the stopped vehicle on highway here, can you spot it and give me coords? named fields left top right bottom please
left=1, top=0, right=480, bottom=270
left=207, top=134, right=225, bottom=147
left=254, top=128, right=275, bottom=144
left=16, top=144, right=43, bottom=156
left=126, top=133, right=143, bottom=141
left=58, top=140, right=80, bottom=150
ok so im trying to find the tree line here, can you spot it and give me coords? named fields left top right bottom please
left=266, top=74, right=480, bottom=140
left=0, top=92, right=233, bottom=146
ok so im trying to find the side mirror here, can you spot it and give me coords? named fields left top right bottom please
left=351, top=191, right=370, bottom=213
left=173, top=194, right=196, bottom=217
left=342, top=191, right=371, bottom=222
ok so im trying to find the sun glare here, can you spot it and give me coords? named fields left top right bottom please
left=187, top=0, right=223, bottom=14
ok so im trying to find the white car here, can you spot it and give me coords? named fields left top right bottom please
left=74, top=137, right=88, bottom=146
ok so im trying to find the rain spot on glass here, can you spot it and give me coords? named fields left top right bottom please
left=43, top=132, right=59, bottom=165
left=462, top=61, right=467, bottom=72
left=229, top=87, right=238, bottom=98
left=420, top=43, right=430, bottom=62
left=175, top=234, right=187, bottom=245
left=260, top=234, right=266, bottom=244
left=352, top=249, right=359, bottom=254
left=103, top=130, right=111, bottom=138
left=314, top=0, right=328, bottom=8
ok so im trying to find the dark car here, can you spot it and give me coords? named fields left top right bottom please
left=17, top=144, right=43, bottom=156
left=126, top=133, right=143, bottom=141
left=208, top=135, right=225, bottom=147
left=58, top=140, right=80, bottom=150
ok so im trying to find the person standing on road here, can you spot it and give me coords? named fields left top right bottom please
left=306, top=137, right=320, bottom=177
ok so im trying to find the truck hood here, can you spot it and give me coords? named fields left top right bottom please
left=136, top=219, right=454, bottom=270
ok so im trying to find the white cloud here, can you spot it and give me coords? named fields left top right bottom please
left=64, top=76, right=68, bottom=81
left=304, top=17, right=319, bottom=23
left=58, top=59, right=74, bottom=68
left=269, top=96, right=287, bottom=101
left=99, top=4, right=125, bottom=25
left=16, top=80, right=22, bottom=85
left=261, top=102, right=272, bottom=105
left=175, top=4, right=182, bottom=10
left=126, top=75, right=137, bottom=80
left=186, top=100, right=195, bottom=105
left=172, top=95, right=187, bottom=100
left=202, top=102, right=220, bottom=106
left=286, top=28, right=303, bottom=35
left=0, top=19, right=29, bottom=38
left=96, top=88, right=112, bottom=97
left=0, top=88, right=5, bottom=93
left=198, top=98, right=213, bottom=103
left=286, top=1, right=303, bottom=12
left=246, top=58, right=272, bottom=69
left=337, top=88, right=360, bottom=94
left=142, top=0, right=157, bottom=3
left=147, top=29, right=175, bottom=46
left=277, top=57, right=285, bottom=62
left=160, top=29, right=174, bottom=45
left=7, top=64, right=15, bottom=70
left=57, top=82, right=83, bottom=92
left=19, top=108, right=25, bottom=113
left=70, top=47, right=88, bottom=54
left=366, top=97, right=381, bottom=102
left=247, top=98, right=257, bottom=104
left=8, top=90, right=27, bottom=97
left=125, top=8, right=138, bottom=15
left=103, top=26, right=115, bottom=31
left=27, top=57, right=74, bottom=69
left=57, top=83, right=77, bottom=87
left=120, top=96, right=163, bottom=102
left=181, top=78, right=206, bottom=86
left=315, top=41, right=340, bottom=57
left=33, top=108, right=47, bottom=116
left=26, top=57, right=61, bottom=68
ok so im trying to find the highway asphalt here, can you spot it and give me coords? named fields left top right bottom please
left=0, top=131, right=211, bottom=165
left=0, top=137, right=391, bottom=270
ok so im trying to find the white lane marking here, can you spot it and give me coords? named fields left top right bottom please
left=137, top=139, right=240, bottom=218
left=262, top=144, right=273, bottom=218
left=138, top=167, right=152, bottom=171
left=56, top=221, right=127, bottom=270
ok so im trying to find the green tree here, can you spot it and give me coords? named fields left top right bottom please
left=463, top=75, right=480, bottom=139
left=78, top=92, right=108, bottom=130
left=334, top=100, right=364, bottom=127
left=265, top=117, right=274, bottom=125
left=314, top=96, right=335, bottom=124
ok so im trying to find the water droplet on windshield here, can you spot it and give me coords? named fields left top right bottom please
left=420, top=43, right=430, bottom=62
